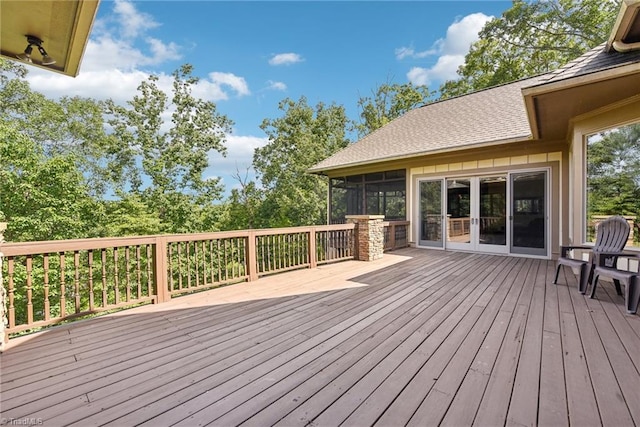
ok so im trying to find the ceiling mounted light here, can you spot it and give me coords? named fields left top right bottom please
left=16, top=35, right=56, bottom=66
left=16, top=45, right=33, bottom=63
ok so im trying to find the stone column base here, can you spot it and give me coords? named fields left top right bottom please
left=346, top=215, right=385, bottom=261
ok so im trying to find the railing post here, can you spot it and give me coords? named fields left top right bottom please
left=247, top=231, right=258, bottom=281
left=309, top=227, right=317, bottom=269
left=153, top=236, right=169, bottom=303
left=346, top=215, right=385, bottom=261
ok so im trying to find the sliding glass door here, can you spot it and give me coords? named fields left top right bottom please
left=418, top=180, right=444, bottom=247
left=418, top=170, right=548, bottom=257
left=478, top=176, right=508, bottom=253
left=510, top=171, right=548, bottom=256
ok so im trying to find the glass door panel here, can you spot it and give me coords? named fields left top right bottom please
left=511, top=171, right=548, bottom=256
left=446, top=178, right=472, bottom=250
left=419, top=180, right=443, bottom=247
left=478, top=176, right=507, bottom=252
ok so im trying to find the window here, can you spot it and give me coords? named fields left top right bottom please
left=330, top=169, right=406, bottom=223
left=586, top=122, right=640, bottom=247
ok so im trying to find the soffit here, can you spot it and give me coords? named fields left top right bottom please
left=0, top=0, right=100, bottom=77
left=526, top=70, right=640, bottom=141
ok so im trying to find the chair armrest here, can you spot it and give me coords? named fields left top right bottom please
left=560, top=245, right=593, bottom=259
left=595, top=251, right=640, bottom=269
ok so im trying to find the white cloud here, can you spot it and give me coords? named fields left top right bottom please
left=209, top=72, right=250, bottom=97
left=146, top=37, right=181, bottom=64
left=266, top=80, right=287, bottom=91
left=24, top=0, right=250, bottom=105
left=402, top=12, right=492, bottom=86
left=113, top=0, right=160, bottom=39
left=395, top=45, right=437, bottom=60
left=27, top=68, right=150, bottom=104
left=269, top=53, right=304, bottom=66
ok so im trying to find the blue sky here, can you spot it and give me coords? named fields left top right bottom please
left=25, top=0, right=511, bottom=196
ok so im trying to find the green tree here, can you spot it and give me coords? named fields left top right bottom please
left=254, top=97, right=350, bottom=227
left=0, top=122, right=101, bottom=242
left=106, top=64, right=233, bottom=232
left=587, top=123, right=640, bottom=217
left=439, top=0, right=619, bottom=98
left=356, top=81, right=433, bottom=137
left=219, top=169, right=266, bottom=231
left=101, top=194, right=163, bottom=237
left=0, top=59, right=122, bottom=197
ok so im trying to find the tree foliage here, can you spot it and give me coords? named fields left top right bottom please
left=439, top=0, right=619, bottom=98
left=587, top=123, right=640, bottom=217
left=0, top=122, right=102, bottom=241
left=356, top=81, right=433, bottom=137
left=106, top=64, right=233, bottom=232
left=0, top=60, right=120, bottom=197
left=252, top=97, right=350, bottom=227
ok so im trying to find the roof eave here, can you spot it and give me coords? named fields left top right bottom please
left=308, top=135, right=534, bottom=175
left=607, top=0, right=640, bottom=53
left=521, top=62, right=640, bottom=140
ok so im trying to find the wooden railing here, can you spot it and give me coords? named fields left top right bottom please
left=0, top=224, right=356, bottom=339
left=383, top=221, right=410, bottom=251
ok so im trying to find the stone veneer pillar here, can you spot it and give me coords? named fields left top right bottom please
left=346, top=215, right=385, bottom=261
left=0, top=222, right=6, bottom=351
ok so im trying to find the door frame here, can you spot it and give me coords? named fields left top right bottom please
left=415, top=168, right=550, bottom=258
left=509, top=168, right=550, bottom=257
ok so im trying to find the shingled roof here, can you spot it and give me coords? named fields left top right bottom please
left=309, top=76, right=544, bottom=173
left=534, top=42, right=640, bottom=85
left=310, top=37, right=640, bottom=174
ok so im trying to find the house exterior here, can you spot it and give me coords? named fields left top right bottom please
left=310, top=0, right=640, bottom=260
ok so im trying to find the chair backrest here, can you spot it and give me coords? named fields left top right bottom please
left=593, top=215, right=631, bottom=252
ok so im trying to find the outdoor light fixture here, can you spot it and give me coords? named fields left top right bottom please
left=16, top=35, right=56, bottom=66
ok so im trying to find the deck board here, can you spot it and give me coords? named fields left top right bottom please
left=2, top=249, right=640, bottom=426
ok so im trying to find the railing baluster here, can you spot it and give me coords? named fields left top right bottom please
left=202, top=240, right=207, bottom=285
left=125, top=246, right=131, bottom=302
left=177, top=242, right=183, bottom=291
left=101, top=249, right=107, bottom=307
left=43, top=255, right=50, bottom=321
left=233, top=238, right=238, bottom=278
left=216, top=239, right=222, bottom=282
left=7, top=257, right=15, bottom=328
left=227, top=238, right=232, bottom=280
left=186, top=241, right=192, bottom=289
left=136, top=245, right=142, bottom=299
left=242, top=237, right=248, bottom=277
left=209, top=240, right=215, bottom=284
left=146, top=244, right=152, bottom=296
left=26, top=256, right=33, bottom=325
left=113, top=247, right=119, bottom=305
left=194, top=240, right=200, bottom=287
left=59, top=252, right=66, bottom=318
left=88, top=250, right=94, bottom=310
left=223, top=239, right=228, bottom=281
left=74, top=251, right=80, bottom=313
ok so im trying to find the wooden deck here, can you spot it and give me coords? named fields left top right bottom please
left=2, top=248, right=640, bottom=426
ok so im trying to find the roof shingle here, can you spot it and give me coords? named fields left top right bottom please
left=310, top=42, right=640, bottom=174
left=309, top=76, right=543, bottom=173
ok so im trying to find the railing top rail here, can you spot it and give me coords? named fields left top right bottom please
left=0, top=236, right=161, bottom=257
left=0, top=223, right=358, bottom=257
left=252, top=223, right=355, bottom=237
left=382, top=220, right=411, bottom=226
